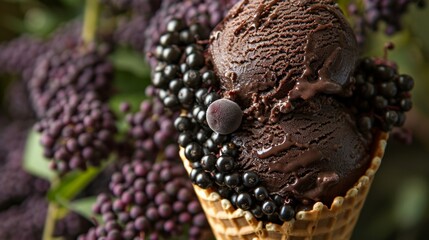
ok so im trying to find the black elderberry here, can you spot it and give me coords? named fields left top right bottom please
left=169, top=79, right=184, bottom=93
left=195, top=88, right=208, bottom=105
left=380, top=82, right=398, bottom=97
left=178, top=132, right=193, bottom=147
left=221, top=142, right=239, bottom=157
left=273, top=194, right=284, bottom=206
left=189, top=23, right=209, bottom=40
left=201, top=154, right=216, bottom=171
left=262, top=200, right=277, bottom=215
left=174, top=116, right=192, bottom=132
left=395, top=112, right=406, bottom=126
left=162, top=46, right=181, bottom=63
left=204, top=92, right=220, bottom=107
left=215, top=172, right=225, bottom=186
left=224, top=173, right=241, bottom=188
left=396, top=74, right=414, bottom=91
left=186, top=53, right=205, bottom=69
left=204, top=139, right=217, bottom=152
left=152, top=72, right=168, bottom=89
left=279, top=205, right=295, bottom=221
left=242, top=172, right=259, bottom=188
left=230, top=193, right=238, bottom=208
left=159, top=32, right=180, bottom=47
left=163, top=64, right=180, bottom=80
left=185, top=44, right=202, bottom=55
left=211, top=132, right=227, bottom=145
left=400, top=98, right=412, bottom=111
left=375, top=65, right=395, bottom=80
left=196, top=128, right=210, bottom=143
left=374, top=96, right=388, bottom=110
left=163, top=94, right=180, bottom=109
left=179, top=30, right=195, bottom=44
left=251, top=205, right=264, bottom=218
left=216, top=156, right=235, bottom=173
left=166, top=19, right=186, bottom=33
left=202, top=70, right=219, bottom=87
left=236, top=193, right=253, bottom=210
left=195, top=172, right=213, bottom=189
left=184, top=142, right=204, bottom=162
left=183, top=70, right=201, bottom=89
left=196, top=110, right=207, bottom=124
left=385, top=110, right=399, bottom=125
left=254, top=187, right=269, bottom=201
left=178, top=87, right=194, bottom=106
left=180, top=63, right=189, bottom=74
left=190, top=168, right=203, bottom=183
left=218, top=187, right=233, bottom=198
left=192, top=105, right=204, bottom=118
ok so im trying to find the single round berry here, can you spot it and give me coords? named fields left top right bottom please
left=206, top=99, right=243, bottom=134
left=254, top=187, right=269, bottom=201
left=279, top=205, right=295, bottom=221
left=186, top=53, right=205, bottom=69
left=224, top=173, right=241, bottom=188
left=178, top=87, right=194, bottom=106
left=396, top=74, right=414, bottom=91
left=201, top=154, right=216, bottom=171
left=174, top=116, right=192, bottom=132
left=216, top=156, right=235, bottom=173
left=183, top=70, right=201, bottom=89
left=166, top=19, right=186, bottom=33
left=236, top=193, right=253, bottom=210
left=195, top=172, right=213, bottom=189
left=184, top=142, right=204, bottom=162
left=251, top=205, right=264, bottom=218
left=262, top=200, right=277, bottom=215
left=242, top=172, right=259, bottom=188
left=162, top=46, right=181, bottom=63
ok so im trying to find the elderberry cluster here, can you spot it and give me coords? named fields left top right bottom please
left=151, top=19, right=217, bottom=110
left=120, top=95, right=179, bottom=163
left=29, top=44, right=113, bottom=117
left=34, top=91, right=117, bottom=173
left=152, top=19, right=296, bottom=224
left=347, top=0, right=426, bottom=45
left=351, top=58, right=414, bottom=132
left=79, top=160, right=209, bottom=240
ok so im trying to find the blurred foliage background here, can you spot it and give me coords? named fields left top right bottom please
left=0, top=0, right=428, bottom=239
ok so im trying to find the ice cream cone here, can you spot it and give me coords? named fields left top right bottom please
left=180, top=132, right=388, bottom=240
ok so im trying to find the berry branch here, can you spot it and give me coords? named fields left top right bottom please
left=82, top=0, right=100, bottom=44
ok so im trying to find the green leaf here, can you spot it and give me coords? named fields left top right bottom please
left=48, top=166, right=102, bottom=202
left=69, top=197, right=98, bottom=220
left=110, top=48, right=151, bottom=78
left=23, top=129, right=56, bottom=180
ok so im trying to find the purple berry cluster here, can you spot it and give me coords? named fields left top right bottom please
left=29, top=44, right=113, bottom=117
left=34, top=91, right=117, bottom=173
left=79, top=160, right=209, bottom=240
left=121, top=95, right=180, bottom=163
left=348, top=0, right=426, bottom=46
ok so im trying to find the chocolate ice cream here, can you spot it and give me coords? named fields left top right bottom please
left=232, top=96, right=372, bottom=209
left=210, top=0, right=357, bottom=122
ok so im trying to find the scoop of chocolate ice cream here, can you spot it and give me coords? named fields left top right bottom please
left=210, top=0, right=358, bottom=121
left=232, top=96, right=372, bottom=209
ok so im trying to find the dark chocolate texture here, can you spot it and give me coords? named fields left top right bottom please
left=232, top=96, right=372, bottom=208
left=209, top=0, right=358, bottom=122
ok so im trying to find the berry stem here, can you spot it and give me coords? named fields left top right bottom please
left=82, top=0, right=100, bottom=44
left=42, top=202, right=60, bottom=240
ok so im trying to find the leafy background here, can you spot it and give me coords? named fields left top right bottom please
left=1, top=0, right=428, bottom=239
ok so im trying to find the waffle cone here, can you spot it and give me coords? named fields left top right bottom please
left=180, top=132, right=388, bottom=240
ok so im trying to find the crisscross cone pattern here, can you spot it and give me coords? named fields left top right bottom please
left=180, top=132, right=388, bottom=240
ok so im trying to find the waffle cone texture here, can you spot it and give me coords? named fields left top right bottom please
left=180, top=132, right=388, bottom=240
